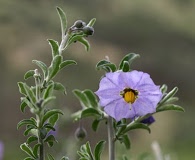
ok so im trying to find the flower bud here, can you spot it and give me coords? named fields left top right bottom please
left=73, top=20, right=86, bottom=28
left=141, top=116, right=155, bottom=125
left=75, top=126, right=87, bottom=141
left=83, top=26, right=94, bottom=35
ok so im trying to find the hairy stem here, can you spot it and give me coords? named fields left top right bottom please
left=59, top=30, right=71, bottom=55
left=107, top=116, right=115, bottom=160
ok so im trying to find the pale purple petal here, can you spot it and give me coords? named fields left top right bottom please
left=104, top=99, right=135, bottom=121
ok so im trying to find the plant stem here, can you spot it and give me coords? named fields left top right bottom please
left=107, top=116, right=115, bottom=160
left=35, top=69, right=45, bottom=160
left=39, top=137, right=44, bottom=160
left=59, top=30, right=71, bottom=55
left=36, top=114, right=44, bottom=160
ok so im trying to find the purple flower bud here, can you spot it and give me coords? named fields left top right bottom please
left=141, top=116, right=155, bottom=125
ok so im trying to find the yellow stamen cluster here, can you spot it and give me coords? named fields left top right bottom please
left=121, top=88, right=138, bottom=104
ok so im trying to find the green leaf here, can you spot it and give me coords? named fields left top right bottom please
left=94, top=140, right=106, bottom=160
left=47, top=55, right=62, bottom=82
left=156, top=104, right=185, bottom=113
left=43, top=82, right=54, bottom=99
left=119, top=53, right=140, bottom=70
left=83, top=90, right=98, bottom=108
left=24, top=70, right=35, bottom=80
left=159, top=87, right=178, bottom=105
left=48, top=154, right=55, bottom=160
left=48, top=39, right=59, bottom=58
left=73, top=89, right=90, bottom=108
left=45, top=135, right=57, bottom=147
left=17, top=119, right=37, bottom=130
left=18, top=82, right=27, bottom=96
left=124, top=122, right=151, bottom=134
left=120, top=61, right=130, bottom=72
left=24, top=126, right=37, bottom=136
left=87, top=18, right=96, bottom=27
left=160, top=84, right=168, bottom=94
left=96, top=60, right=116, bottom=72
left=23, top=83, right=36, bottom=105
left=33, top=143, right=41, bottom=158
left=71, top=110, right=82, bottom=121
left=44, top=123, right=56, bottom=131
left=20, top=97, right=35, bottom=110
left=42, top=109, right=63, bottom=125
left=42, top=96, right=56, bottom=107
left=164, top=97, right=179, bottom=104
left=85, top=142, right=94, bottom=159
left=78, top=37, right=90, bottom=51
left=32, top=60, right=48, bottom=78
left=66, top=33, right=86, bottom=49
left=20, top=100, right=27, bottom=113
left=119, top=134, right=131, bottom=149
left=54, top=82, right=66, bottom=95
left=27, top=136, right=38, bottom=144
left=56, top=7, right=67, bottom=37
left=20, top=143, right=36, bottom=158
left=92, top=119, right=101, bottom=132
left=81, top=108, right=101, bottom=118
left=49, top=113, right=59, bottom=126
left=59, top=60, right=77, bottom=70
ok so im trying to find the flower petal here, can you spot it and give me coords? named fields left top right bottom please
left=104, top=99, right=135, bottom=121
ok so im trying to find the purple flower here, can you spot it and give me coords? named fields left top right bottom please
left=95, top=70, right=162, bottom=121
left=0, top=141, right=4, bottom=160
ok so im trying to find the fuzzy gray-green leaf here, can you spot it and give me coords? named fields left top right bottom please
left=59, top=60, right=77, bottom=70
left=47, top=55, right=62, bottom=82
left=56, top=7, right=67, bottom=37
left=24, top=70, right=35, bottom=80
left=119, top=53, right=140, bottom=70
left=48, top=39, right=59, bottom=58
left=94, top=140, right=106, bottom=160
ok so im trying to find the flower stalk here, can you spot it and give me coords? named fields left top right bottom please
left=107, top=116, right=115, bottom=160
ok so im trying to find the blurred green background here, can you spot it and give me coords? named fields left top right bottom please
left=0, top=0, right=195, bottom=159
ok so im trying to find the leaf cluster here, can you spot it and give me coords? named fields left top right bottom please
left=77, top=141, right=105, bottom=160
left=17, top=7, right=96, bottom=160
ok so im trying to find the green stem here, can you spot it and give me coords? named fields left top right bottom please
left=59, top=30, right=71, bottom=55
left=39, top=136, right=44, bottom=160
left=107, top=116, right=115, bottom=160
left=35, top=70, right=45, bottom=160
left=36, top=114, right=44, bottom=160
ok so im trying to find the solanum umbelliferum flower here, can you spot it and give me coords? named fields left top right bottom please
left=95, top=70, right=162, bottom=121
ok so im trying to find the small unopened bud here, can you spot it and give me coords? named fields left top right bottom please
left=75, top=126, right=87, bottom=141
left=73, top=20, right=86, bottom=28
left=83, top=26, right=94, bottom=35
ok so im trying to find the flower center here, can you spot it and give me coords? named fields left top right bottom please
left=121, top=88, right=138, bottom=104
